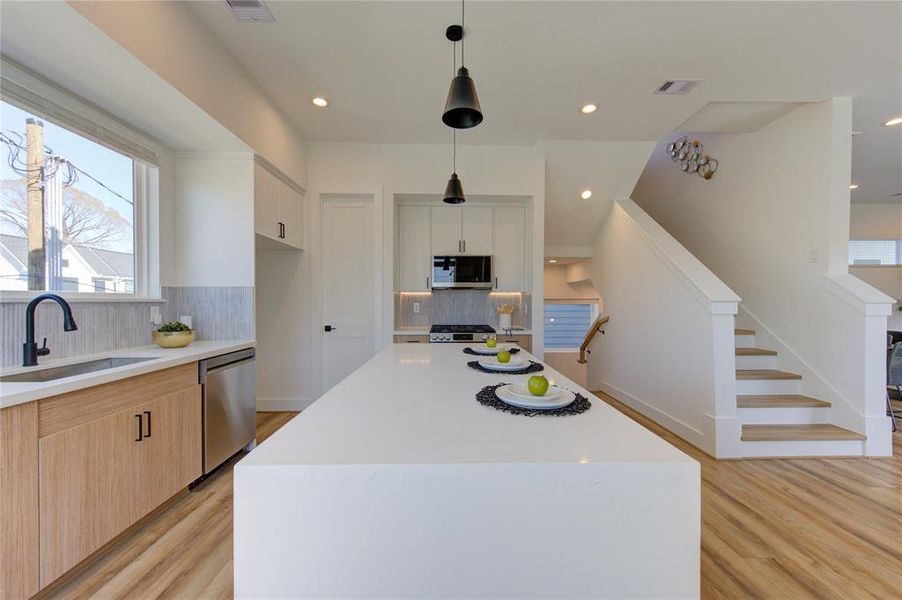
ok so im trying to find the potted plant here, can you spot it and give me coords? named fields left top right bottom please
left=153, top=321, right=195, bottom=348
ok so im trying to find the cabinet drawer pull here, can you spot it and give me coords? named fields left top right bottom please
left=135, top=414, right=143, bottom=442
left=143, top=410, right=152, bottom=438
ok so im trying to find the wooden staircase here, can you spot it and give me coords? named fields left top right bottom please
left=733, top=327, right=866, bottom=457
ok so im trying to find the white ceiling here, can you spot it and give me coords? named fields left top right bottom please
left=187, top=1, right=900, bottom=204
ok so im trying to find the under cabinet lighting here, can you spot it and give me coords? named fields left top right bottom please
left=548, top=259, right=558, bottom=263
left=849, top=184, right=859, bottom=190
left=883, top=117, right=902, bottom=127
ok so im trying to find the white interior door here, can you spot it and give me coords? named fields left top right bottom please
left=322, top=197, right=375, bottom=391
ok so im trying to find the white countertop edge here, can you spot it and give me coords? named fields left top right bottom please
left=0, top=339, right=255, bottom=408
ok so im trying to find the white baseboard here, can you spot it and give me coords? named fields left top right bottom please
left=256, top=397, right=313, bottom=412
left=595, top=380, right=713, bottom=455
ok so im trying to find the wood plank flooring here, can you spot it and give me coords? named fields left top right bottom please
left=38, top=403, right=902, bottom=599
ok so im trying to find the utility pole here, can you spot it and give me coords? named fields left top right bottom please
left=26, top=118, right=45, bottom=290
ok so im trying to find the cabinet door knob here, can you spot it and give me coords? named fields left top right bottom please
left=135, top=414, right=143, bottom=442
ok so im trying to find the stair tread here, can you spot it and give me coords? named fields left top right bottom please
left=742, top=424, right=866, bottom=442
left=736, top=369, right=802, bottom=380
left=736, top=347, right=778, bottom=356
left=738, top=395, right=831, bottom=408
left=734, top=328, right=756, bottom=336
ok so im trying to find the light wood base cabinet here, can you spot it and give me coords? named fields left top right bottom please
left=0, top=364, right=202, bottom=596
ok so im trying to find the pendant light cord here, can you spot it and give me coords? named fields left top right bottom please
left=460, top=0, right=465, bottom=67
left=453, top=129, right=457, bottom=173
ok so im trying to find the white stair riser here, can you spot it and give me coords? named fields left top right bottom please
left=735, top=355, right=777, bottom=369
left=734, top=334, right=755, bottom=347
left=736, top=379, right=801, bottom=395
left=738, top=407, right=830, bottom=425
left=741, top=439, right=864, bottom=458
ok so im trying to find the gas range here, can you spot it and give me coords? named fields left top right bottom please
left=429, top=324, right=496, bottom=343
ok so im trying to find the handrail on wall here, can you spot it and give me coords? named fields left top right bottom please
left=578, top=314, right=609, bottom=364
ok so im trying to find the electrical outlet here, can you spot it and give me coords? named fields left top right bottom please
left=150, top=305, right=162, bottom=325
left=413, top=302, right=421, bottom=314
left=809, top=249, right=819, bottom=263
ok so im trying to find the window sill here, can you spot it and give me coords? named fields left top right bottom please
left=0, top=292, right=165, bottom=304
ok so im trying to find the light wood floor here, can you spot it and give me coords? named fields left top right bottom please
left=41, top=404, right=901, bottom=599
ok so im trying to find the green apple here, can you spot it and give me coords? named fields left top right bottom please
left=496, top=350, right=511, bottom=364
left=528, top=375, right=549, bottom=396
left=486, top=337, right=497, bottom=348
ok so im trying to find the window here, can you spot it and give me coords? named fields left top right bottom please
left=849, top=240, right=902, bottom=266
left=544, top=303, right=595, bottom=349
left=0, top=99, right=138, bottom=294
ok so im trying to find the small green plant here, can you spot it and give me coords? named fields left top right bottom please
left=157, top=321, right=191, bottom=333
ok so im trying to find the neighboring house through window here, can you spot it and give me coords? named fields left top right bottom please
left=849, top=240, right=902, bottom=266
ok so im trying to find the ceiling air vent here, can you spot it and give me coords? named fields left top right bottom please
left=225, top=0, right=275, bottom=22
left=654, top=80, right=701, bottom=95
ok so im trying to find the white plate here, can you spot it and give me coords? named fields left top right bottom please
left=495, top=384, right=575, bottom=410
left=467, top=345, right=509, bottom=355
left=476, top=357, right=529, bottom=371
left=506, top=383, right=564, bottom=402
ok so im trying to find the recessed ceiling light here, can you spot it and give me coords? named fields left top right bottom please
left=849, top=184, right=859, bottom=190
left=548, top=259, right=558, bottom=263
left=883, top=117, right=902, bottom=127
left=580, top=190, right=593, bottom=200
left=580, top=104, right=597, bottom=114
left=312, top=97, right=329, bottom=108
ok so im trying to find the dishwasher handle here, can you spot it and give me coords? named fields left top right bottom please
left=199, top=348, right=255, bottom=383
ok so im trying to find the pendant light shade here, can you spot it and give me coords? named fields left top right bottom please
left=443, top=172, right=465, bottom=204
left=442, top=67, right=482, bottom=129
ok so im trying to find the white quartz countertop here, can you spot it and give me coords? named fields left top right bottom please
left=0, top=339, right=255, bottom=408
left=242, top=343, right=693, bottom=467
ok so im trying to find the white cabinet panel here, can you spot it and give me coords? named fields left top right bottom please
left=254, top=163, right=280, bottom=242
left=461, top=206, right=493, bottom=255
left=279, top=182, right=303, bottom=249
left=398, top=205, right=431, bottom=291
left=492, top=206, right=526, bottom=291
left=431, top=206, right=462, bottom=255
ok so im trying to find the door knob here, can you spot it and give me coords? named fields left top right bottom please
left=324, top=325, right=337, bottom=332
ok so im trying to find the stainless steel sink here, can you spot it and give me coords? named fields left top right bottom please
left=0, top=357, right=154, bottom=383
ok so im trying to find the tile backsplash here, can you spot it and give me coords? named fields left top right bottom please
left=1, top=286, right=255, bottom=367
left=161, top=286, right=254, bottom=341
left=395, top=291, right=531, bottom=330
left=1, top=300, right=163, bottom=367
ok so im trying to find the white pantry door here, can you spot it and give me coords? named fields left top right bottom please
left=322, top=197, right=376, bottom=391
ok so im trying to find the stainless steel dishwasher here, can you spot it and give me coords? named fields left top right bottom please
left=199, top=348, right=256, bottom=474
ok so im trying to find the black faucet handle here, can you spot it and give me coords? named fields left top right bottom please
left=37, top=338, right=50, bottom=357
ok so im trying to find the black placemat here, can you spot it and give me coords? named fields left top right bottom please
left=463, top=347, right=520, bottom=356
left=467, top=360, right=544, bottom=375
left=476, top=383, right=592, bottom=417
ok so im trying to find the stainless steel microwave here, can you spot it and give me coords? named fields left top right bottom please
left=432, top=256, right=492, bottom=289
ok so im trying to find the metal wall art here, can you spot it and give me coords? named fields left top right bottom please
left=665, top=137, right=718, bottom=180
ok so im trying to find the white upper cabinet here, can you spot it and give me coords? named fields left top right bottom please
left=461, top=206, right=493, bottom=255
left=430, top=205, right=494, bottom=254
left=430, top=206, right=462, bottom=254
left=254, top=159, right=303, bottom=250
left=397, top=205, right=431, bottom=291
left=492, top=206, right=526, bottom=291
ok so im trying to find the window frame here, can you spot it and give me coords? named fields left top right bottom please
left=0, top=59, right=162, bottom=302
left=542, top=299, right=600, bottom=352
left=848, top=239, right=902, bottom=268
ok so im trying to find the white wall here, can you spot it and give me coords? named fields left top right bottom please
left=173, top=155, right=255, bottom=287
left=587, top=199, right=740, bottom=457
left=632, top=99, right=894, bottom=455
left=71, top=0, right=307, bottom=187
left=544, top=262, right=599, bottom=301
left=298, top=143, right=545, bottom=400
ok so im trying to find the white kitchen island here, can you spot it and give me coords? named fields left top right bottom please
left=234, top=344, right=699, bottom=599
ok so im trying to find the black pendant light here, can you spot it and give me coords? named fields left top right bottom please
left=442, top=0, right=482, bottom=129
left=443, top=129, right=465, bottom=204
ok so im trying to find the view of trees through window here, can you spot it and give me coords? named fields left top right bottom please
left=0, top=100, right=135, bottom=293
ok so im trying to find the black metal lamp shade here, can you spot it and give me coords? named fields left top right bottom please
left=443, top=173, right=466, bottom=204
left=442, top=67, right=483, bottom=129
